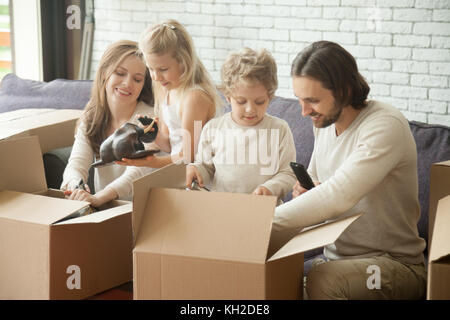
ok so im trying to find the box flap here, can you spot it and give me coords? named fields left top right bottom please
left=0, top=108, right=82, bottom=153
left=0, top=108, right=81, bottom=139
left=132, top=163, right=186, bottom=243
left=0, top=190, right=89, bottom=225
left=268, top=213, right=362, bottom=262
left=54, top=202, right=132, bottom=225
left=135, top=187, right=277, bottom=264
left=434, top=160, right=450, bottom=167
left=429, top=195, right=450, bottom=263
left=0, top=135, right=48, bottom=193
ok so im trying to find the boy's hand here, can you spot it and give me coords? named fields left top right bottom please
left=186, top=165, right=204, bottom=189
left=253, top=186, right=272, bottom=196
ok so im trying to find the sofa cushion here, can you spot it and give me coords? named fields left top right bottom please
left=409, top=121, right=450, bottom=247
left=0, top=73, right=92, bottom=113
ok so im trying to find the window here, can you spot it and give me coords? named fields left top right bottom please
left=0, top=0, right=12, bottom=80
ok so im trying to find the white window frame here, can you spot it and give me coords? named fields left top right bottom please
left=10, top=0, right=42, bottom=80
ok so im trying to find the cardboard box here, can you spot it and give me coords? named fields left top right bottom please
left=0, top=108, right=83, bottom=153
left=427, top=195, right=450, bottom=300
left=427, top=159, right=450, bottom=300
left=0, top=134, right=133, bottom=299
left=428, top=161, right=450, bottom=250
left=132, top=164, right=361, bottom=300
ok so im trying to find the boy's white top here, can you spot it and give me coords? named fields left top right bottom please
left=192, top=112, right=297, bottom=202
left=273, top=100, right=426, bottom=264
left=61, top=101, right=156, bottom=201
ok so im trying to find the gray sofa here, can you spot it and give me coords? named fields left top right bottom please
left=1, top=73, right=450, bottom=275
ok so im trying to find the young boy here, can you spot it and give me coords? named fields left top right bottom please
left=186, top=47, right=296, bottom=203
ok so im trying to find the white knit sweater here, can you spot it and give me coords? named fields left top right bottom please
left=272, top=100, right=426, bottom=264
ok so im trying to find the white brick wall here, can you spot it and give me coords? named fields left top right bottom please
left=92, top=0, right=450, bottom=126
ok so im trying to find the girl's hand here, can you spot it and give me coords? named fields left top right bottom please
left=186, top=165, right=204, bottom=189
left=115, top=155, right=158, bottom=168
left=253, top=186, right=272, bottom=196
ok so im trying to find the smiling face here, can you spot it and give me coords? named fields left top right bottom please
left=292, top=76, right=344, bottom=128
left=145, top=51, right=184, bottom=91
left=228, top=80, right=270, bottom=127
left=105, top=54, right=146, bottom=109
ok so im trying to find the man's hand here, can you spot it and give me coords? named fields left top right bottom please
left=292, top=180, right=320, bottom=198
left=186, top=165, right=204, bottom=189
left=253, top=186, right=272, bottom=196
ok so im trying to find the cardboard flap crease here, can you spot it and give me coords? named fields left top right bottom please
left=0, top=136, right=48, bottom=193
left=268, top=213, right=362, bottom=262
left=429, top=195, right=450, bottom=263
left=132, top=163, right=187, bottom=244
left=0, top=190, right=89, bottom=225
left=135, top=187, right=276, bottom=263
left=54, top=202, right=132, bottom=225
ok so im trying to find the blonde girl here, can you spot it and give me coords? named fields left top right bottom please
left=117, top=19, right=222, bottom=168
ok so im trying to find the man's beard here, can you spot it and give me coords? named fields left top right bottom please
left=311, top=102, right=343, bottom=128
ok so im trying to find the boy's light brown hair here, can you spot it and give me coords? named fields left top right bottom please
left=220, top=47, right=278, bottom=99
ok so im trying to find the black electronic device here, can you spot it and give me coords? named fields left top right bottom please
left=290, top=162, right=315, bottom=190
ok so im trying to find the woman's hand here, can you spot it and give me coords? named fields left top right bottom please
left=64, top=185, right=102, bottom=208
left=253, top=186, right=272, bottom=196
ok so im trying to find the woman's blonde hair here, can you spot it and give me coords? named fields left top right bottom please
left=81, top=40, right=153, bottom=154
left=220, top=47, right=278, bottom=99
left=139, top=19, right=222, bottom=116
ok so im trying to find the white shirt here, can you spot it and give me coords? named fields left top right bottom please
left=61, top=101, right=156, bottom=200
left=272, top=100, right=426, bottom=264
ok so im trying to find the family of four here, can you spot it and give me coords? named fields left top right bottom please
left=60, top=19, right=426, bottom=300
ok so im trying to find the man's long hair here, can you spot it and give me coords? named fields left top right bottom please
left=291, top=41, right=370, bottom=110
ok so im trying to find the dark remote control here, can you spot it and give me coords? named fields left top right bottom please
left=290, top=162, right=315, bottom=190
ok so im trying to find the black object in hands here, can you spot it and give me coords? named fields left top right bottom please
left=290, top=162, right=315, bottom=190
left=137, top=116, right=158, bottom=143
left=91, top=116, right=159, bottom=167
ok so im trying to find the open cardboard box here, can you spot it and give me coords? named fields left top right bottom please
left=132, top=164, right=361, bottom=300
left=427, top=160, right=450, bottom=300
left=0, top=108, right=83, bottom=153
left=0, top=132, right=133, bottom=299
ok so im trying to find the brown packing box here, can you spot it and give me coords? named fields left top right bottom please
left=0, top=108, right=83, bottom=153
left=132, top=164, right=361, bottom=300
left=0, top=135, right=133, bottom=299
left=427, top=195, right=450, bottom=300
left=427, top=160, right=450, bottom=300
left=428, top=161, right=450, bottom=250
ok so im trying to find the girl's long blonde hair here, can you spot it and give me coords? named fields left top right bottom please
left=139, top=19, right=222, bottom=116
left=81, top=40, right=153, bottom=154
